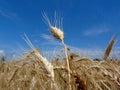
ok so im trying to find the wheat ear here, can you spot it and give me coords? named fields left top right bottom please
left=23, top=34, right=57, bottom=90
left=103, top=36, right=115, bottom=60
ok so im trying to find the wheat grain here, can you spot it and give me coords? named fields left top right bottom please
left=50, top=26, right=64, bottom=40
left=43, top=12, right=64, bottom=40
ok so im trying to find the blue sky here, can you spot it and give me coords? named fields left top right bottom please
left=0, top=0, right=120, bottom=58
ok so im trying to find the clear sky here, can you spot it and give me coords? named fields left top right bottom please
left=0, top=0, right=120, bottom=58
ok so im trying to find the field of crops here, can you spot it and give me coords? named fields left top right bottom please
left=0, top=47, right=120, bottom=90
left=0, top=14, right=120, bottom=90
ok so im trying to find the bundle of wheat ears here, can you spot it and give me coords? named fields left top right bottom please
left=0, top=13, right=120, bottom=90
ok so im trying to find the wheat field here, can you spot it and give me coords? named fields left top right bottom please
left=0, top=47, right=120, bottom=90
left=0, top=14, right=120, bottom=90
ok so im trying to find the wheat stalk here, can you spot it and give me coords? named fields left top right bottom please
left=43, top=12, right=72, bottom=90
left=30, top=77, right=36, bottom=90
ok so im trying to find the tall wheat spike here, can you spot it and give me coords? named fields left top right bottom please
left=43, top=12, right=72, bottom=90
left=103, top=36, right=115, bottom=60
left=23, top=34, right=57, bottom=89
